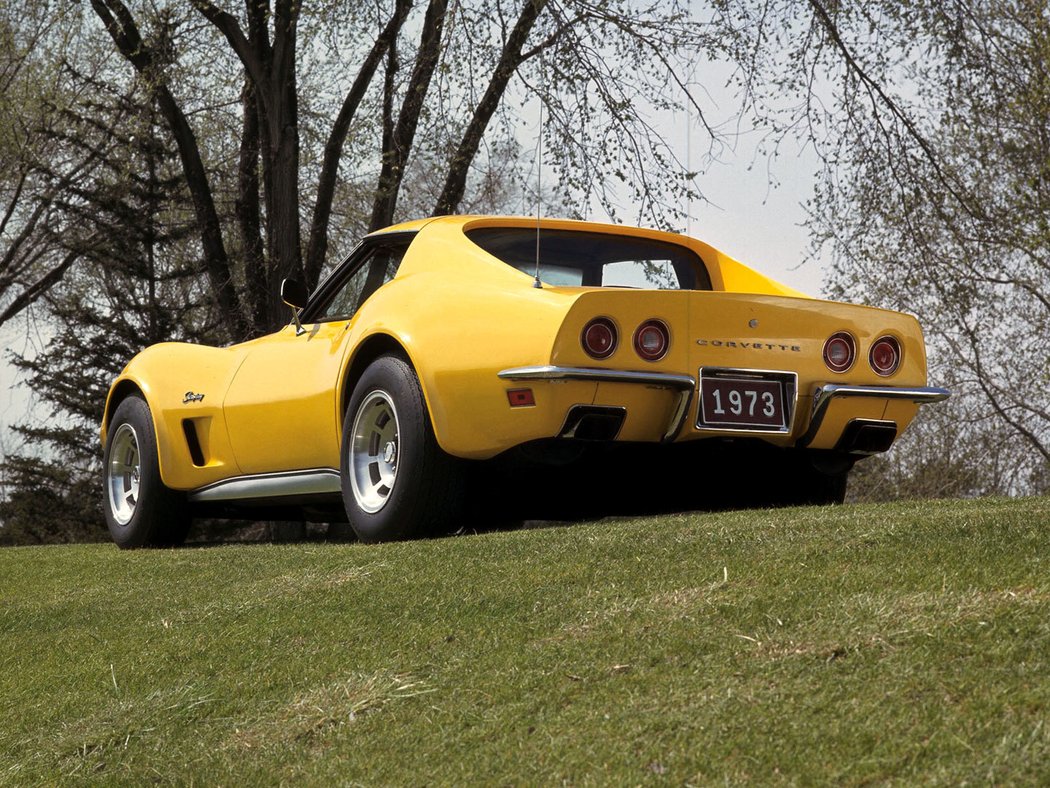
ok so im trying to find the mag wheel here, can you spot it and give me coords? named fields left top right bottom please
left=103, top=395, right=190, bottom=548
left=349, top=389, right=402, bottom=514
left=107, top=423, right=141, bottom=526
left=341, top=355, right=463, bottom=542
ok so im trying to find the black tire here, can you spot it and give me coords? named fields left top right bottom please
left=340, top=355, right=464, bottom=542
left=103, top=395, right=190, bottom=548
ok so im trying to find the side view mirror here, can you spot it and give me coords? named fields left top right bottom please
left=280, top=278, right=308, bottom=310
left=280, top=278, right=308, bottom=335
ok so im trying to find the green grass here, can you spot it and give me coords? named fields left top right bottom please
left=1, top=497, right=1048, bottom=785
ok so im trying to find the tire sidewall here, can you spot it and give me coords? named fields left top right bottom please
left=340, top=356, right=432, bottom=542
left=103, top=395, right=183, bottom=548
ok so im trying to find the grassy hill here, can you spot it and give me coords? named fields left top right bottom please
left=1, top=497, right=1048, bottom=784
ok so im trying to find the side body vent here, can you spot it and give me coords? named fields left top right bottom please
left=182, top=419, right=207, bottom=467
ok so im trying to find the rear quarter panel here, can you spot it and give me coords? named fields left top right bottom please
left=357, top=221, right=584, bottom=458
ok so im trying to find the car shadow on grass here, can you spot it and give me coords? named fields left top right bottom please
left=182, top=440, right=831, bottom=546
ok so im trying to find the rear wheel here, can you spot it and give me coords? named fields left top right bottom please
left=341, top=355, right=463, bottom=542
left=103, top=395, right=190, bottom=548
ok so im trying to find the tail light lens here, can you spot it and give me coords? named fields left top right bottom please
left=582, top=317, right=617, bottom=359
left=823, top=332, right=856, bottom=373
left=869, top=336, right=902, bottom=376
left=633, top=319, right=670, bottom=361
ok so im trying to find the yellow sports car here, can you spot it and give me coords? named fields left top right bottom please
left=101, top=215, right=948, bottom=546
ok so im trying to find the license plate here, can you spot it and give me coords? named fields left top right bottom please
left=698, top=376, right=787, bottom=430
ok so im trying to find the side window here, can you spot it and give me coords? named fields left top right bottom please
left=313, top=243, right=407, bottom=322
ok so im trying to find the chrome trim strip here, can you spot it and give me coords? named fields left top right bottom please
left=798, top=384, right=950, bottom=448
left=497, top=365, right=696, bottom=443
left=188, top=468, right=341, bottom=503
left=662, top=388, right=694, bottom=443
left=812, top=383, right=951, bottom=412
left=498, top=365, right=695, bottom=389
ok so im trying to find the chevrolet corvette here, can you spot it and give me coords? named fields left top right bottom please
left=101, top=215, right=949, bottom=546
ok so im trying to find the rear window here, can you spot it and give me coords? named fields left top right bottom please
left=466, top=227, right=711, bottom=290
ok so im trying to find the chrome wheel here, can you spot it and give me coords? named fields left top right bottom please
left=349, top=390, right=400, bottom=513
left=107, top=423, right=141, bottom=526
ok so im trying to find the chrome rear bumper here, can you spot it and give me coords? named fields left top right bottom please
left=798, top=384, right=950, bottom=448
left=497, top=365, right=696, bottom=442
left=498, top=367, right=950, bottom=450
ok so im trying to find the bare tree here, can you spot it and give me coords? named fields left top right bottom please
left=0, top=4, right=101, bottom=328
left=711, top=0, right=1049, bottom=485
left=82, top=0, right=717, bottom=336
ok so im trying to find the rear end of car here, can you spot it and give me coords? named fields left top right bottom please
left=496, top=280, right=947, bottom=463
left=426, top=216, right=947, bottom=505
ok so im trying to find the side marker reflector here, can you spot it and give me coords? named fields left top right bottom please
left=507, top=388, right=535, bottom=407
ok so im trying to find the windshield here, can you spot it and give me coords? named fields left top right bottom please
left=466, top=227, right=711, bottom=290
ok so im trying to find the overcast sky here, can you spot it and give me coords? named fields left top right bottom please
left=680, top=145, right=824, bottom=296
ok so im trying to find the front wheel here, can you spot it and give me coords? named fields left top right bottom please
left=103, top=395, right=190, bottom=548
left=341, top=355, right=464, bottom=542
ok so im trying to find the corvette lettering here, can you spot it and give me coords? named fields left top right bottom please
left=183, top=391, right=205, bottom=403
left=697, top=339, right=802, bottom=352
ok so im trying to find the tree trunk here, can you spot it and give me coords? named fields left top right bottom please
left=265, top=102, right=304, bottom=329
left=236, top=80, right=268, bottom=333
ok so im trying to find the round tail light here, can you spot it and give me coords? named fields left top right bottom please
left=582, top=317, right=617, bottom=359
left=633, top=319, right=670, bottom=361
left=823, top=332, right=856, bottom=373
left=869, top=336, right=902, bottom=376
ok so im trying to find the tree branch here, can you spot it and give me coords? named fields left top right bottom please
left=433, top=0, right=549, bottom=216
left=190, top=0, right=269, bottom=103
left=305, top=0, right=412, bottom=286
left=807, top=0, right=976, bottom=217
left=0, top=248, right=81, bottom=328
left=0, top=167, right=29, bottom=241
